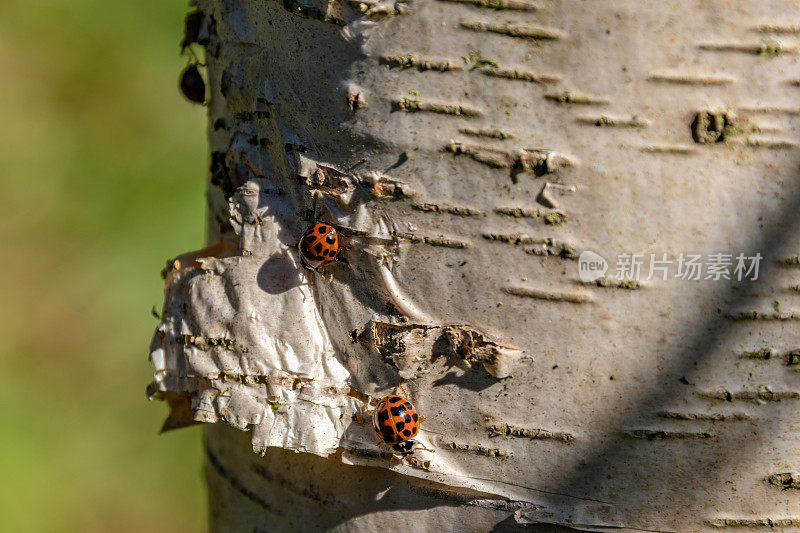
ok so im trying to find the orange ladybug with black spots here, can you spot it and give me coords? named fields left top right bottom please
left=298, top=222, right=339, bottom=270
left=373, top=393, right=430, bottom=456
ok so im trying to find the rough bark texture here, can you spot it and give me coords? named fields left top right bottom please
left=150, top=0, right=800, bottom=530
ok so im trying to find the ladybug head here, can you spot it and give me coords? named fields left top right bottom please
left=391, top=440, right=415, bottom=457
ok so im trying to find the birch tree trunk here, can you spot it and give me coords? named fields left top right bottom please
left=150, top=0, right=800, bottom=530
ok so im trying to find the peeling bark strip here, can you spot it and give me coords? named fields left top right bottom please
left=725, top=311, right=800, bottom=321
left=443, top=141, right=575, bottom=175
left=740, top=347, right=773, bottom=360
left=494, top=207, right=567, bottom=224
left=412, top=202, right=486, bottom=217
left=697, top=388, right=800, bottom=402
left=504, top=285, right=594, bottom=304
left=357, top=321, right=522, bottom=378
left=395, top=97, right=483, bottom=117
left=743, top=137, right=798, bottom=149
left=708, top=518, right=800, bottom=528
left=436, top=0, right=540, bottom=11
left=625, top=429, right=714, bottom=440
left=444, top=441, right=507, bottom=457
left=544, top=91, right=609, bottom=105
left=459, top=21, right=566, bottom=40
left=766, top=472, right=800, bottom=490
left=640, top=144, right=698, bottom=154
left=699, top=40, right=798, bottom=55
left=459, top=127, right=512, bottom=139
left=299, top=159, right=413, bottom=199
left=647, top=71, right=736, bottom=85
left=488, top=423, right=575, bottom=443
left=482, top=233, right=544, bottom=245
left=480, top=67, right=563, bottom=84
left=410, top=485, right=534, bottom=512
left=577, top=115, right=650, bottom=128
left=381, top=54, right=463, bottom=71
left=178, top=334, right=237, bottom=350
left=738, top=106, right=800, bottom=116
left=658, top=411, right=750, bottom=421
left=391, top=230, right=470, bottom=248
left=482, top=233, right=579, bottom=260
left=586, top=277, right=641, bottom=290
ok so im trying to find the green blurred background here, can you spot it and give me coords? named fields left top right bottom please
left=0, top=1, right=207, bottom=531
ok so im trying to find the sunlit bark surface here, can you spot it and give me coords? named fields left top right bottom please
left=150, top=1, right=800, bottom=530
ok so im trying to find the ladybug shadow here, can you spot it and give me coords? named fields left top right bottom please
left=431, top=370, right=501, bottom=392
left=256, top=250, right=304, bottom=295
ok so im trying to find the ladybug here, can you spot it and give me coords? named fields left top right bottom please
left=179, top=64, right=206, bottom=104
left=298, top=222, right=339, bottom=270
left=373, top=393, right=429, bottom=457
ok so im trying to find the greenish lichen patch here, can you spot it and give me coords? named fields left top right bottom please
left=543, top=211, right=567, bottom=225
left=767, top=472, right=800, bottom=489
left=591, top=277, right=641, bottom=290
left=691, top=110, right=774, bottom=144
left=741, top=346, right=773, bottom=360
left=494, top=207, right=567, bottom=225
left=494, top=206, right=542, bottom=218
left=461, top=50, right=498, bottom=70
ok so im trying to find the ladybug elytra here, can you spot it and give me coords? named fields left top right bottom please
left=299, top=222, right=339, bottom=270
left=180, top=64, right=206, bottom=104
left=373, top=394, right=425, bottom=457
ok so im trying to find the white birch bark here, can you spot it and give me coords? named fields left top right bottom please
left=150, top=1, right=800, bottom=530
